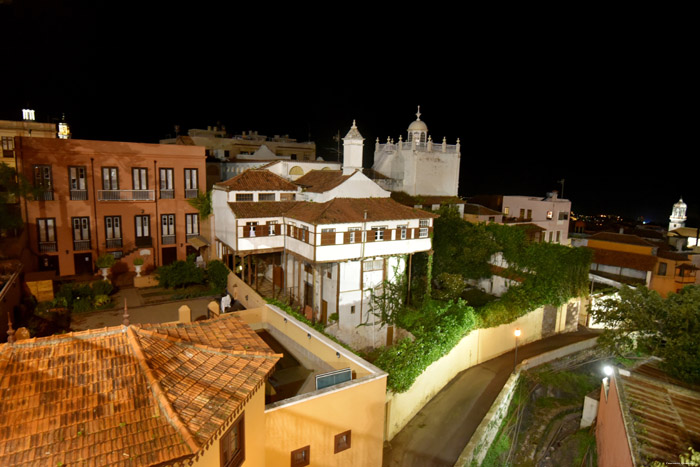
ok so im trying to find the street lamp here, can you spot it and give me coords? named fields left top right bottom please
left=514, top=328, right=521, bottom=371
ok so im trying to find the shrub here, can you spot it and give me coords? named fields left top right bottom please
left=156, top=254, right=205, bottom=289
left=206, top=260, right=229, bottom=292
left=133, top=257, right=144, bottom=266
left=91, top=280, right=114, bottom=297
left=96, top=254, right=116, bottom=269
left=72, top=297, right=93, bottom=313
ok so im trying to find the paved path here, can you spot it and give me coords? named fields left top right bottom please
left=71, top=287, right=217, bottom=331
left=382, top=328, right=598, bottom=467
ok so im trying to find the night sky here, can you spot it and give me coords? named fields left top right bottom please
left=2, top=2, right=695, bottom=226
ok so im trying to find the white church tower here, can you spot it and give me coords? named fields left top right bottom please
left=371, top=107, right=461, bottom=197
left=669, top=197, right=687, bottom=231
left=343, top=120, right=364, bottom=175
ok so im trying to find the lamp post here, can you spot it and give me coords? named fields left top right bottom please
left=514, top=328, right=521, bottom=371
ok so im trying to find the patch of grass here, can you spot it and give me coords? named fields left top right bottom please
left=571, top=428, right=597, bottom=466
left=534, top=369, right=599, bottom=399
left=481, top=430, right=511, bottom=467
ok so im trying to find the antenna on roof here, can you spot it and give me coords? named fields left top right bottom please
left=123, top=298, right=130, bottom=326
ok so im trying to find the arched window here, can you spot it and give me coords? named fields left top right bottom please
left=289, top=166, right=304, bottom=176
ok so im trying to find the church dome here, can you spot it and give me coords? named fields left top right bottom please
left=408, top=118, right=428, bottom=133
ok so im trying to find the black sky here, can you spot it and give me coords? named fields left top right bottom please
left=2, top=2, right=695, bottom=225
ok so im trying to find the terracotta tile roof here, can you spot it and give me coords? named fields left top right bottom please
left=285, top=197, right=438, bottom=225
left=228, top=198, right=437, bottom=224
left=618, top=365, right=700, bottom=464
left=463, top=203, right=502, bottom=216
left=228, top=201, right=302, bottom=219
left=294, top=170, right=352, bottom=193
left=656, top=248, right=691, bottom=261
left=215, top=169, right=298, bottom=192
left=589, top=232, right=656, bottom=247
left=588, top=247, right=658, bottom=271
left=0, top=314, right=279, bottom=466
left=390, top=191, right=465, bottom=207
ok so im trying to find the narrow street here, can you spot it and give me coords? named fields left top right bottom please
left=382, top=328, right=598, bottom=467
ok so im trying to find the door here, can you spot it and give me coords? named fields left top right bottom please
left=74, top=253, right=93, bottom=275
left=161, top=247, right=177, bottom=266
left=321, top=300, right=328, bottom=325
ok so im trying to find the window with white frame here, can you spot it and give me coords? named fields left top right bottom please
left=69, top=166, right=87, bottom=200
left=258, top=193, right=275, bottom=201
left=160, top=168, right=174, bottom=199
left=161, top=214, right=175, bottom=244
left=184, top=168, right=198, bottom=198
left=399, top=225, right=408, bottom=240
left=105, top=216, right=122, bottom=248
left=186, top=213, right=199, bottom=239
left=348, top=227, right=361, bottom=243
left=372, top=226, right=386, bottom=241
left=236, top=193, right=253, bottom=202
left=246, top=221, right=257, bottom=237
left=267, top=220, right=278, bottom=236
left=37, top=218, right=57, bottom=252
left=363, top=258, right=384, bottom=271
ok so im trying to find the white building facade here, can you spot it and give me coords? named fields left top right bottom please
left=371, top=108, right=461, bottom=197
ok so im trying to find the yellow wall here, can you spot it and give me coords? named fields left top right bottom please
left=385, top=302, right=573, bottom=440
left=192, top=384, right=267, bottom=467
left=587, top=238, right=653, bottom=256
left=228, top=272, right=268, bottom=309
left=264, top=376, right=386, bottom=467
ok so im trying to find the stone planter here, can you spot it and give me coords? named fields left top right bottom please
left=134, top=264, right=142, bottom=277
left=100, top=267, right=109, bottom=280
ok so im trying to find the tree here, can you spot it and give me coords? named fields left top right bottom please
left=0, top=163, right=38, bottom=231
left=187, top=190, right=212, bottom=220
left=591, top=285, right=700, bottom=384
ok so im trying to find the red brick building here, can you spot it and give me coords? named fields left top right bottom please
left=14, top=137, right=206, bottom=276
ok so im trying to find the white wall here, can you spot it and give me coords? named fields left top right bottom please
left=212, top=188, right=237, bottom=248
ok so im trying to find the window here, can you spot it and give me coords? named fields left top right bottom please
left=280, top=193, right=296, bottom=201
left=419, top=219, right=430, bottom=227
left=1, top=137, right=14, bottom=158
left=220, top=413, right=245, bottom=467
left=69, top=166, right=88, bottom=200
left=184, top=168, right=198, bottom=198
left=556, top=231, right=561, bottom=243
left=105, top=216, right=122, bottom=248
left=37, top=218, right=57, bottom=252
left=399, top=225, right=407, bottom=240
left=259, top=193, right=275, bottom=201
left=658, top=262, right=667, bottom=276
left=372, top=227, right=386, bottom=241
left=527, top=209, right=532, bottom=219
left=519, top=208, right=525, bottom=219
left=300, top=226, right=308, bottom=242
left=558, top=212, right=569, bottom=221
left=245, top=221, right=257, bottom=238
left=186, top=213, right=199, bottom=240
left=321, top=228, right=336, bottom=245
left=547, top=210, right=553, bottom=220
left=161, top=214, right=175, bottom=244
left=548, top=231, right=553, bottom=242
left=350, top=305, right=355, bottom=314
left=132, top=168, right=148, bottom=190
left=72, top=217, right=91, bottom=250
left=135, top=215, right=151, bottom=247
left=291, top=446, right=310, bottom=467
left=236, top=193, right=253, bottom=202
left=334, top=430, right=351, bottom=454
left=348, top=227, right=361, bottom=243
left=102, top=167, right=119, bottom=190
left=160, top=168, right=174, bottom=199
left=33, top=165, right=53, bottom=200
left=504, top=207, right=510, bottom=216
left=268, top=220, right=278, bottom=236
left=363, top=259, right=383, bottom=271
left=419, top=227, right=429, bottom=238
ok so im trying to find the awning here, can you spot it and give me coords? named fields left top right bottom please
left=188, top=235, right=210, bottom=250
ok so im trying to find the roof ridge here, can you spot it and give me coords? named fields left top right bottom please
left=134, top=326, right=282, bottom=359
left=125, top=326, right=200, bottom=454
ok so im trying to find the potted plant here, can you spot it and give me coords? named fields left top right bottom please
left=96, top=254, right=115, bottom=280
left=133, top=256, right=144, bottom=277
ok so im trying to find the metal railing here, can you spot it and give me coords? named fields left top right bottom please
left=73, top=240, right=91, bottom=251
left=105, top=238, right=123, bottom=249
left=36, top=190, right=54, bottom=201
left=39, top=242, right=57, bottom=253
left=185, top=189, right=198, bottom=199
left=161, top=234, right=176, bottom=245
left=98, top=190, right=155, bottom=201
left=70, top=190, right=88, bottom=201
left=160, top=189, right=174, bottom=199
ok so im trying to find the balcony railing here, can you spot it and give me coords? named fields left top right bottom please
left=185, top=189, right=198, bottom=199
left=73, top=240, right=91, bottom=251
left=135, top=236, right=153, bottom=247
left=105, top=238, right=123, bottom=249
left=160, top=189, right=174, bottom=199
left=36, top=190, right=54, bottom=201
left=161, top=234, right=176, bottom=245
left=70, top=190, right=88, bottom=201
left=98, top=190, right=154, bottom=201
left=39, top=242, right=57, bottom=253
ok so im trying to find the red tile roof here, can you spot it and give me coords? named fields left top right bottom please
left=589, top=232, right=656, bottom=247
left=228, top=197, right=438, bottom=225
left=588, top=247, right=658, bottom=271
left=294, top=170, right=352, bottom=193
left=0, top=314, right=279, bottom=466
left=216, top=169, right=298, bottom=192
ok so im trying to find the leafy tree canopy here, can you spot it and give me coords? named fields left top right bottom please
left=592, top=285, right=700, bottom=384
left=0, top=163, right=39, bottom=231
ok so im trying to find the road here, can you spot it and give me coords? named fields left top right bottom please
left=382, top=328, right=598, bottom=467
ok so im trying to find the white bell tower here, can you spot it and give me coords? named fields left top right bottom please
left=343, top=120, right=364, bottom=175
left=669, top=197, right=687, bottom=231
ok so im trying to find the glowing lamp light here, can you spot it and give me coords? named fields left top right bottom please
left=514, top=328, right=521, bottom=338
left=603, top=365, right=613, bottom=376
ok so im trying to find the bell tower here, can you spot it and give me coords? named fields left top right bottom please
left=669, top=197, right=687, bottom=231
left=343, top=120, right=364, bottom=175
